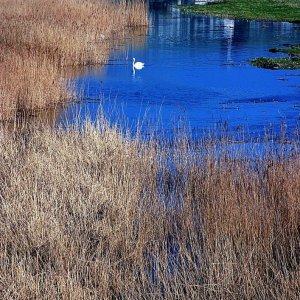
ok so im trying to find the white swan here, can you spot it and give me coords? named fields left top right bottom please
left=132, top=58, right=144, bottom=70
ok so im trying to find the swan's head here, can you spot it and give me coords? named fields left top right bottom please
left=133, top=58, right=135, bottom=63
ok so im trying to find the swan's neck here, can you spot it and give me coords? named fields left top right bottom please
left=132, top=58, right=135, bottom=65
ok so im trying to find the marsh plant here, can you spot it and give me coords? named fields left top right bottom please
left=0, top=1, right=299, bottom=299
left=0, top=0, right=148, bottom=119
left=0, top=119, right=299, bottom=299
left=251, top=44, right=300, bottom=70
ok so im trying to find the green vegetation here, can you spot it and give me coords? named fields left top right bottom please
left=269, top=44, right=300, bottom=56
left=181, top=0, right=300, bottom=22
left=251, top=57, right=300, bottom=69
left=251, top=44, right=300, bottom=69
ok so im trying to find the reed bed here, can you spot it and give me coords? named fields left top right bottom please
left=0, top=1, right=299, bottom=298
left=0, top=0, right=148, bottom=119
left=0, top=121, right=299, bottom=299
left=0, top=49, right=69, bottom=119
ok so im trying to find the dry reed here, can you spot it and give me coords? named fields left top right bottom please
left=0, top=0, right=148, bottom=119
left=0, top=120, right=299, bottom=299
left=0, top=1, right=299, bottom=298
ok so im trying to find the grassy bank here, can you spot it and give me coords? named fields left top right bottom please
left=181, top=0, right=300, bottom=22
left=0, top=0, right=148, bottom=119
left=0, top=121, right=299, bottom=299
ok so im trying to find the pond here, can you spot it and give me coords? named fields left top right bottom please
left=61, top=4, right=300, bottom=139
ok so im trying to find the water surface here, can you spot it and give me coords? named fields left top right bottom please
left=62, top=5, right=300, bottom=138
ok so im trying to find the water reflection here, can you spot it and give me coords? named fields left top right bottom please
left=0, top=105, right=64, bottom=136
left=61, top=5, right=300, bottom=138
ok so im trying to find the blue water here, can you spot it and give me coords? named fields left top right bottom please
left=61, top=5, right=300, bottom=138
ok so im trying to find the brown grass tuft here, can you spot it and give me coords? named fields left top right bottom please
left=0, top=121, right=299, bottom=299
left=0, top=0, right=148, bottom=119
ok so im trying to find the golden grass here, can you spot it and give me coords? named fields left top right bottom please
left=0, top=1, right=299, bottom=298
left=0, top=121, right=299, bottom=299
left=0, top=49, right=69, bottom=119
left=0, top=0, right=148, bottom=119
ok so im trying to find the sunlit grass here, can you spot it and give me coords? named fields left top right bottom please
left=0, top=0, right=148, bottom=119
left=0, top=119, right=299, bottom=298
left=181, top=0, right=300, bottom=22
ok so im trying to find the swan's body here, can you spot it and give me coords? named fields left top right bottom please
left=132, top=58, right=144, bottom=70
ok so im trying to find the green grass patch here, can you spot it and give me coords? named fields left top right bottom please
left=251, top=44, right=300, bottom=70
left=180, top=0, right=300, bottom=22
left=269, top=44, right=300, bottom=56
left=251, top=57, right=300, bottom=70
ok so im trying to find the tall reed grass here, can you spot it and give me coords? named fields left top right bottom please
left=0, top=1, right=299, bottom=298
left=0, top=120, right=299, bottom=299
left=0, top=0, right=148, bottom=119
